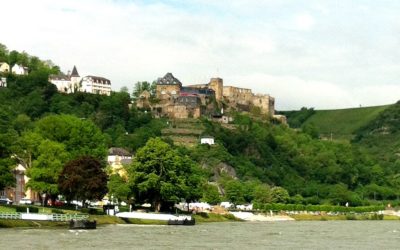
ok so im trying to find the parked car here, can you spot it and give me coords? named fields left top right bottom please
left=19, top=198, right=32, bottom=205
left=0, top=197, right=13, bottom=205
left=53, top=200, right=65, bottom=206
left=71, top=200, right=83, bottom=207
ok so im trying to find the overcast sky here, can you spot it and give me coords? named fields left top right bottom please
left=1, top=0, right=400, bottom=110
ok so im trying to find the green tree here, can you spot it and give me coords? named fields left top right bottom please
left=58, top=156, right=108, bottom=205
left=26, top=140, right=70, bottom=201
left=271, top=186, right=290, bottom=203
left=0, top=160, right=14, bottom=191
left=0, top=43, right=9, bottom=62
left=108, top=174, right=131, bottom=203
left=201, top=183, right=221, bottom=205
left=224, top=180, right=245, bottom=205
left=128, top=138, right=202, bottom=211
left=253, top=184, right=272, bottom=204
left=132, top=81, right=155, bottom=98
left=35, top=114, right=107, bottom=159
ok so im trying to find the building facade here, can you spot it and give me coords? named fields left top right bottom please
left=107, top=147, right=132, bottom=177
left=0, top=77, right=6, bottom=87
left=0, top=62, right=10, bottom=73
left=11, top=64, right=28, bottom=75
left=49, top=65, right=80, bottom=93
left=81, top=76, right=112, bottom=96
left=50, top=66, right=112, bottom=96
left=1, top=164, right=39, bottom=204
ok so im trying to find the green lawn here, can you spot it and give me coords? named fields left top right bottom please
left=303, top=105, right=390, bottom=140
left=0, top=205, right=16, bottom=213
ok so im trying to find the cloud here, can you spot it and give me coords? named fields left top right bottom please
left=293, top=13, right=315, bottom=31
left=1, top=0, right=399, bottom=110
left=224, top=73, right=357, bottom=110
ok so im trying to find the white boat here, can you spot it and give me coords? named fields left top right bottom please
left=116, top=212, right=195, bottom=225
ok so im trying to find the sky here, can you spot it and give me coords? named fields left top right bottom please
left=1, top=0, right=400, bottom=110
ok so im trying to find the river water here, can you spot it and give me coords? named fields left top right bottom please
left=2, top=221, right=400, bottom=249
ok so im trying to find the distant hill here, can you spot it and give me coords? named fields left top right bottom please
left=352, top=101, right=400, bottom=170
left=282, top=102, right=400, bottom=185
left=281, top=105, right=390, bottom=140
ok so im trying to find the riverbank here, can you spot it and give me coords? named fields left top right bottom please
left=0, top=213, right=239, bottom=228
left=1, top=208, right=399, bottom=228
left=289, top=213, right=400, bottom=221
left=230, top=211, right=294, bottom=222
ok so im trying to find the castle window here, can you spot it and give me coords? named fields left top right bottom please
left=161, top=91, right=166, bottom=95
left=171, top=90, right=176, bottom=95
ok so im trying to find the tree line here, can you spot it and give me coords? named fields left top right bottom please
left=1, top=44, right=398, bottom=211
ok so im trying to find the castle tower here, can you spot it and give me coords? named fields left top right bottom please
left=209, top=78, right=223, bottom=101
left=155, top=73, right=182, bottom=99
left=70, top=65, right=81, bottom=92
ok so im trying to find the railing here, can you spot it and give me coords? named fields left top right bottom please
left=0, top=212, right=88, bottom=221
left=0, top=213, right=22, bottom=220
left=52, top=214, right=89, bottom=221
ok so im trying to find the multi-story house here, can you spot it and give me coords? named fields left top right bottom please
left=11, top=64, right=29, bottom=75
left=81, top=75, right=112, bottom=96
left=0, top=62, right=10, bottom=73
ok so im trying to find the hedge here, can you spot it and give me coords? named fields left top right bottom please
left=15, top=206, right=39, bottom=213
left=253, top=203, right=384, bottom=213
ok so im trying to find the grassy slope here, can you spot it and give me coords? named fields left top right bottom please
left=302, top=105, right=390, bottom=140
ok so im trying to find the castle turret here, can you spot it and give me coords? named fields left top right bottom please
left=69, top=65, right=81, bottom=92
left=209, top=78, right=223, bottom=101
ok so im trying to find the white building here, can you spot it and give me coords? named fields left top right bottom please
left=81, top=75, right=112, bottom=96
left=200, top=136, right=215, bottom=145
left=11, top=64, right=28, bottom=75
left=49, top=65, right=80, bottom=93
left=0, top=62, right=10, bottom=73
left=107, top=147, right=132, bottom=176
left=0, top=77, right=6, bottom=87
left=107, top=147, right=132, bottom=166
left=50, top=66, right=111, bottom=96
left=49, top=74, right=73, bottom=93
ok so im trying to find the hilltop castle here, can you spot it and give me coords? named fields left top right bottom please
left=137, top=73, right=275, bottom=119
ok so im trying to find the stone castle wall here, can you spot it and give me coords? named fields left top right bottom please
left=156, top=84, right=181, bottom=99
left=143, top=74, right=275, bottom=119
left=223, top=86, right=253, bottom=105
left=209, top=78, right=223, bottom=101
left=164, top=104, right=201, bottom=119
left=251, top=94, right=275, bottom=115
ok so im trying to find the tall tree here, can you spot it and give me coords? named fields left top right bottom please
left=108, top=174, right=131, bottom=203
left=35, top=114, right=107, bottom=159
left=58, top=156, right=108, bottom=204
left=132, top=81, right=156, bottom=99
left=0, top=43, right=8, bottom=62
left=26, top=140, right=70, bottom=200
left=128, top=138, right=203, bottom=211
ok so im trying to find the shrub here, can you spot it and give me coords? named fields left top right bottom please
left=370, top=213, right=384, bottom=220
left=51, top=209, right=64, bottom=214
left=223, top=213, right=236, bottom=220
left=80, top=208, right=104, bottom=215
left=197, top=212, right=209, bottom=218
left=15, top=206, right=39, bottom=213
left=345, top=214, right=357, bottom=220
left=118, top=206, right=130, bottom=212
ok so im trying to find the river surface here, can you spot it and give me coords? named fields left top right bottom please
left=2, top=221, right=400, bottom=249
